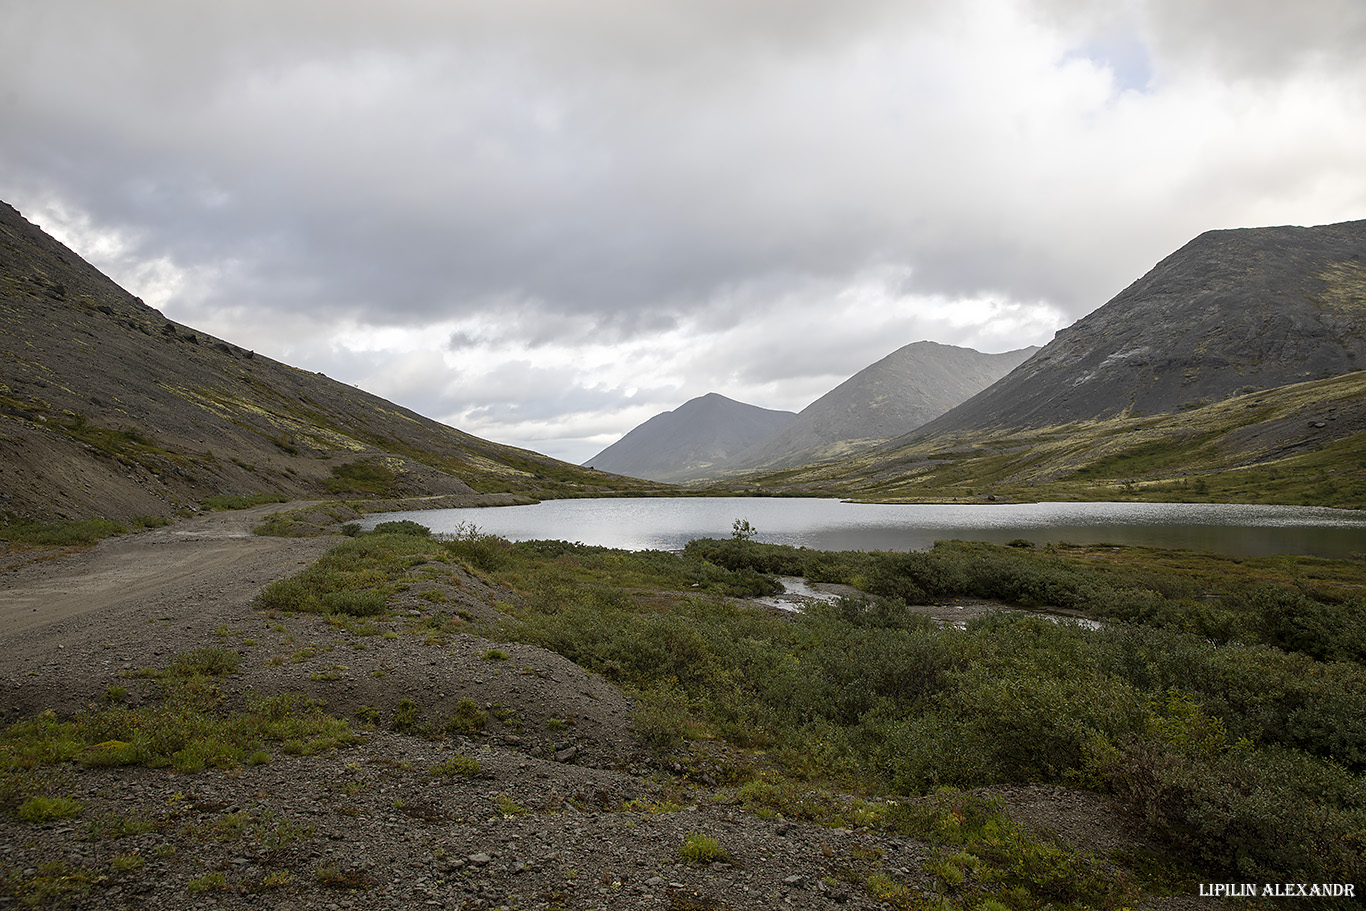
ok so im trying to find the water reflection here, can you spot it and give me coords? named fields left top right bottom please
left=362, top=497, right=1366, bottom=559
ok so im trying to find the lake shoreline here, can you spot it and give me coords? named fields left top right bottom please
left=357, top=496, right=1366, bottom=559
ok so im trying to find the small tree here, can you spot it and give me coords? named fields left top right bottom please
left=731, top=518, right=756, bottom=542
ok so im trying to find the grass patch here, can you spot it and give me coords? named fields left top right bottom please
left=0, top=667, right=356, bottom=776
left=324, top=459, right=400, bottom=497
left=15, top=795, right=84, bottom=822
left=0, top=517, right=125, bottom=546
left=252, top=531, right=453, bottom=616
left=492, top=793, right=529, bottom=818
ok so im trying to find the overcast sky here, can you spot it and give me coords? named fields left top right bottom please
left=4, top=1, right=1365, bottom=463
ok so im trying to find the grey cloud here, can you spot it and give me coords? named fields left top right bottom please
left=4, top=0, right=1365, bottom=459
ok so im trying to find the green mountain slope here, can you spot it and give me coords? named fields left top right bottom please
left=736, top=370, right=1366, bottom=508
left=0, top=201, right=662, bottom=522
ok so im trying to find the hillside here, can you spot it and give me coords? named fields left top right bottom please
left=725, top=340, right=1037, bottom=473
left=0, top=201, right=661, bottom=522
left=919, top=219, right=1366, bottom=436
left=736, top=370, right=1366, bottom=507
left=733, top=219, right=1366, bottom=508
left=584, top=393, right=795, bottom=483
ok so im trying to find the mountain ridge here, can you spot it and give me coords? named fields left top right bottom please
left=729, top=218, right=1366, bottom=508
left=725, top=340, right=1038, bottom=473
left=0, top=201, right=660, bottom=522
left=914, top=220, right=1366, bottom=438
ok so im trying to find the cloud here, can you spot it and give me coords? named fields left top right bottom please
left=3, top=0, right=1365, bottom=461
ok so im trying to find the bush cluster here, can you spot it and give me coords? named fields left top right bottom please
left=235, top=528, right=1366, bottom=889
left=476, top=535, right=1366, bottom=888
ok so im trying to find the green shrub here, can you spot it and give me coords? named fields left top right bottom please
left=884, top=790, right=1134, bottom=908
left=392, top=698, right=420, bottom=732
left=370, top=520, right=431, bottom=536
left=321, top=590, right=387, bottom=617
left=1253, top=586, right=1366, bottom=663
left=631, top=685, right=695, bottom=756
left=0, top=518, right=125, bottom=546
left=679, top=832, right=729, bottom=864
left=429, top=755, right=482, bottom=777
left=1103, top=731, right=1366, bottom=884
left=445, top=699, right=487, bottom=736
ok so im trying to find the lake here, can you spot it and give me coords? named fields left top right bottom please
left=360, top=497, right=1366, bottom=559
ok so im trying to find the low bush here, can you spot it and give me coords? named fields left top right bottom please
left=0, top=686, right=354, bottom=776
left=444, top=699, right=487, bottom=736
left=430, top=755, right=482, bottom=777
left=324, top=460, right=399, bottom=497
left=370, top=520, right=431, bottom=537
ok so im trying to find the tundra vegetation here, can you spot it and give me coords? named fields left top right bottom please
left=480, top=531, right=1366, bottom=892
left=4, top=521, right=1363, bottom=908
left=261, top=525, right=1366, bottom=899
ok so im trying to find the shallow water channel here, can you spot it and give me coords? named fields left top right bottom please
left=361, top=497, right=1366, bottom=559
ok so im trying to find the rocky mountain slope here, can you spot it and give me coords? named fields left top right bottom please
left=917, top=219, right=1366, bottom=436
left=731, top=220, right=1366, bottom=507
left=0, top=201, right=659, bottom=522
left=725, top=340, right=1037, bottom=473
left=583, top=393, right=796, bottom=483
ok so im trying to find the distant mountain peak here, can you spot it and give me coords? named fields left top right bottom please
left=584, top=394, right=796, bottom=483
left=724, top=340, right=1038, bottom=473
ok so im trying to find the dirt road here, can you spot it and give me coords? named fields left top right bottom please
left=0, top=503, right=335, bottom=718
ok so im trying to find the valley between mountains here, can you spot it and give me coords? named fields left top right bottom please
left=3, top=202, right=1366, bottom=910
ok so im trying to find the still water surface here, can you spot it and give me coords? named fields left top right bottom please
left=362, top=498, right=1366, bottom=559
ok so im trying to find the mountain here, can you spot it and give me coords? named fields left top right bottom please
left=0, top=201, right=660, bottom=522
left=725, top=341, right=1037, bottom=472
left=917, top=220, right=1366, bottom=436
left=731, top=219, right=1366, bottom=508
left=584, top=393, right=796, bottom=483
